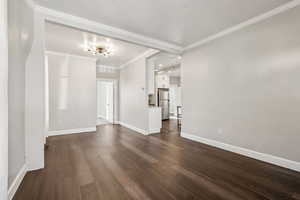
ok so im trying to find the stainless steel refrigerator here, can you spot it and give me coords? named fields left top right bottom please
left=158, top=88, right=169, bottom=120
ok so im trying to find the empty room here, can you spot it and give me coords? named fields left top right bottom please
left=1, top=0, right=300, bottom=200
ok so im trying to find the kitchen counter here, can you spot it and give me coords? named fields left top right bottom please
left=148, top=106, right=162, bottom=134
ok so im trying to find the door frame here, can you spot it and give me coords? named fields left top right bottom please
left=96, top=78, right=119, bottom=124
left=0, top=0, right=8, bottom=198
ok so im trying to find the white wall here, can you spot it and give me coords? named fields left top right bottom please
left=8, top=0, right=34, bottom=186
left=97, top=72, right=119, bottom=79
left=120, top=57, right=148, bottom=132
left=96, top=65, right=119, bottom=80
left=0, top=0, right=8, bottom=198
left=182, top=5, right=300, bottom=164
left=48, top=52, right=96, bottom=132
left=25, top=12, right=45, bottom=171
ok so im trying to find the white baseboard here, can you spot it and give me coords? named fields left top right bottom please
left=0, top=176, right=7, bottom=200
left=181, top=132, right=300, bottom=172
left=149, top=129, right=161, bottom=134
left=97, top=119, right=110, bottom=125
left=169, top=116, right=178, bottom=120
left=119, top=122, right=148, bottom=135
left=8, top=164, right=27, bottom=200
left=48, top=127, right=96, bottom=136
left=97, top=115, right=106, bottom=119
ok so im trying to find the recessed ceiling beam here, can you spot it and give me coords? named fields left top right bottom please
left=26, top=0, right=300, bottom=54
left=34, top=5, right=182, bottom=54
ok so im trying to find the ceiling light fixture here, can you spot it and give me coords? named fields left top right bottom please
left=82, top=42, right=114, bottom=57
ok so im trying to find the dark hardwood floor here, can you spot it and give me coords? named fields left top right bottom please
left=14, top=120, right=300, bottom=200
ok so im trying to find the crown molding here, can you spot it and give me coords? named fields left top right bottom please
left=29, top=0, right=300, bottom=54
left=45, top=50, right=97, bottom=61
left=97, top=65, right=120, bottom=73
left=33, top=5, right=182, bottom=54
left=119, top=49, right=159, bottom=69
left=184, top=0, right=300, bottom=51
left=97, top=64, right=119, bottom=69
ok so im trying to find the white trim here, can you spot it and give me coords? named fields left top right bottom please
left=97, top=114, right=106, bottom=119
left=44, top=54, right=49, bottom=144
left=97, top=64, right=119, bottom=70
left=184, top=0, right=300, bottom=51
left=48, top=127, right=96, bottom=136
left=97, top=121, right=110, bottom=126
left=97, top=65, right=119, bottom=73
left=120, top=49, right=159, bottom=69
left=149, top=129, right=161, bottom=134
left=169, top=116, right=178, bottom=120
left=45, top=50, right=97, bottom=61
left=181, top=132, right=300, bottom=172
left=0, top=0, right=8, bottom=199
left=119, top=122, right=148, bottom=135
left=8, top=164, right=27, bottom=200
left=97, top=78, right=118, bottom=81
left=35, top=5, right=181, bottom=54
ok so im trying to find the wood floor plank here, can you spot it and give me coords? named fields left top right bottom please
left=100, top=154, right=152, bottom=200
left=80, top=183, right=101, bottom=200
left=13, top=120, right=300, bottom=200
left=82, top=145, right=134, bottom=200
left=120, top=140, right=158, bottom=164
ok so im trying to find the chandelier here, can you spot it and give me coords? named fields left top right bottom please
left=82, top=42, right=114, bottom=57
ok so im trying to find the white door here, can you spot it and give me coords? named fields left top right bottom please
left=105, top=82, right=114, bottom=123
left=97, top=81, right=107, bottom=119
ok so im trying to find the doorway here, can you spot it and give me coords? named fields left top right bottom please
left=97, top=79, right=115, bottom=125
left=147, top=51, right=182, bottom=131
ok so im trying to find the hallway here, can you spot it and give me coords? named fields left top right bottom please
left=13, top=121, right=300, bottom=200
